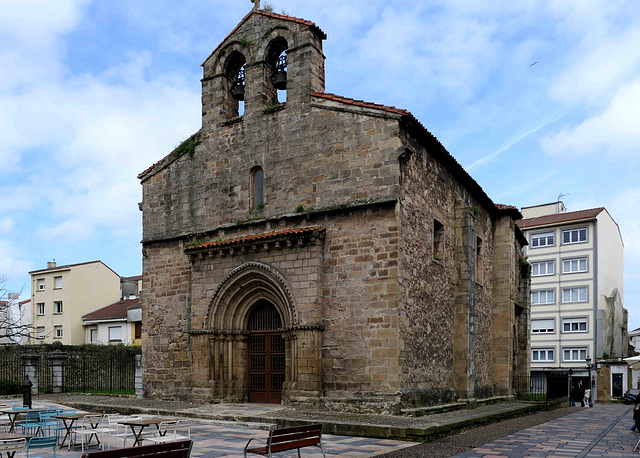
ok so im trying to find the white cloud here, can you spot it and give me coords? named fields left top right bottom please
left=542, top=80, right=640, bottom=157
left=608, top=187, right=640, bottom=258
left=0, top=218, right=13, bottom=234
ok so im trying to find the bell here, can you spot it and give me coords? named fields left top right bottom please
left=274, top=69, right=287, bottom=90
left=232, top=82, right=245, bottom=101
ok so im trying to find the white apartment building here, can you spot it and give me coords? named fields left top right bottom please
left=518, top=202, right=627, bottom=398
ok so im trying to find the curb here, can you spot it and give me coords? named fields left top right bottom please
left=53, top=399, right=541, bottom=442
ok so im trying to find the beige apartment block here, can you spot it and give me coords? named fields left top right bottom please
left=518, top=202, right=627, bottom=399
left=30, top=260, right=121, bottom=345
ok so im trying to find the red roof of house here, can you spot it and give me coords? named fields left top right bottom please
left=29, top=260, right=119, bottom=277
left=82, top=298, right=140, bottom=321
left=517, top=208, right=605, bottom=230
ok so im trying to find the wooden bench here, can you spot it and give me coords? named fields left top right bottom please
left=81, top=440, right=192, bottom=458
left=244, top=424, right=325, bottom=457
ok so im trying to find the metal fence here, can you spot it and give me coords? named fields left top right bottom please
left=0, top=346, right=138, bottom=396
left=514, top=373, right=569, bottom=409
left=0, top=357, right=21, bottom=394
left=64, top=352, right=136, bottom=395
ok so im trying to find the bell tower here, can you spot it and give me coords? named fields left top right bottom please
left=200, top=8, right=326, bottom=128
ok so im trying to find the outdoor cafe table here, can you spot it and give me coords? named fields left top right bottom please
left=55, top=412, right=98, bottom=450
left=0, top=408, right=45, bottom=433
left=0, top=432, right=34, bottom=458
left=118, top=418, right=170, bottom=447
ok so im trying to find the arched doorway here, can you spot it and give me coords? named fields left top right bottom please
left=247, top=301, right=285, bottom=403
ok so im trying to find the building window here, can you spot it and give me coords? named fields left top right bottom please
left=531, top=319, right=555, bottom=334
left=531, top=290, right=555, bottom=305
left=531, top=260, right=555, bottom=276
left=475, top=237, right=483, bottom=284
left=54, top=326, right=63, bottom=339
left=251, top=167, right=264, bottom=209
left=134, top=322, right=142, bottom=340
left=37, top=303, right=45, bottom=315
left=562, top=287, right=588, bottom=303
left=433, top=219, right=444, bottom=261
left=532, top=349, right=554, bottom=362
left=54, top=276, right=62, bottom=289
left=37, top=279, right=45, bottom=291
left=37, top=327, right=45, bottom=339
left=563, top=318, right=588, bottom=333
left=108, top=326, right=122, bottom=342
left=531, top=231, right=554, bottom=248
left=90, top=329, right=98, bottom=344
left=562, top=257, right=587, bottom=274
left=563, top=228, right=587, bottom=244
left=563, top=347, right=588, bottom=362
left=54, top=301, right=63, bottom=314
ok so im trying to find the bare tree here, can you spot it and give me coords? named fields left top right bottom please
left=0, top=275, right=31, bottom=344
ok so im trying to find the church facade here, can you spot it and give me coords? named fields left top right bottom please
left=138, top=7, right=530, bottom=412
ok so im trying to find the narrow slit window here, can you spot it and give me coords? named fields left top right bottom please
left=252, top=167, right=264, bottom=210
left=433, top=220, right=444, bottom=261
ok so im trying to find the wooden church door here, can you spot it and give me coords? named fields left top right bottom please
left=247, top=301, right=285, bottom=403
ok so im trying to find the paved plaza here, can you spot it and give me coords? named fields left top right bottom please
left=5, top=399, right=640, bottom=457
left=1, top=399, right=415, bottom=457
left=455, top=404, right=639, bottom=457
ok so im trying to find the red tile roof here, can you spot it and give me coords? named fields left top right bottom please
left=311, top=92, right=410, bottom=116
left=517, top=207, right=605, bottom=229
left=82, top=298, right=140, bottom=321
left=202, top=10, right=326, bottom=67
left=185, top=226, right=325, bottom=251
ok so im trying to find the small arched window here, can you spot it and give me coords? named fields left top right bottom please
left=252, top=167, right=264, bottom=210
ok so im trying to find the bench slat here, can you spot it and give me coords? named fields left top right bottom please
left=271, top=424, right=323, bottom=435
left=81, top=440, right=192, bottom=458
left=269, top=431, right=321, bottom=444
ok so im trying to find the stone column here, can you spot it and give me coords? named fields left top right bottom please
left=453, top=201, right=476, bottom=399
left=47, top=349, right=68, bottom=394
left=135, top=354, right=143, bottom=398
left=20, top=354, right=39, bottom=394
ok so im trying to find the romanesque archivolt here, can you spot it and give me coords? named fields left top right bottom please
left=205, top=262, right=297, bottom=331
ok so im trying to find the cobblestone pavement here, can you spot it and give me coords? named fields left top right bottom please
left=1, top=399, right=415, bottom=457
left=455, top=404, right=638, bottom=457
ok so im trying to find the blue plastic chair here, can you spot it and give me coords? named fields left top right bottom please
left=26, top=435, right=57, bottom=458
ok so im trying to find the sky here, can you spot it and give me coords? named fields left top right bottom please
left=1, top=1, right=639, bottom=328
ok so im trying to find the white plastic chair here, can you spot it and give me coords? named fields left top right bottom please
left=108, top=415, right=143, bottom=448
left=144, top=420, right=179, bottom=444
left=72, top=414, right=103, bottom=453
left=0, top=438, right=26, bottom=458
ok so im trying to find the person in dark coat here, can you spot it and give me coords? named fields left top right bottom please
left=578, top=381, right=585, bottom=407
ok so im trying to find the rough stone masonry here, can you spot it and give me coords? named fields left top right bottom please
left=138, top=7, right=531, bottom=413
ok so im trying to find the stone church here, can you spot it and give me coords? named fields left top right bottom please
left=138, top=5, right=530, bottom=412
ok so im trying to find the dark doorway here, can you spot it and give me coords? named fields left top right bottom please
left=612, top=374, right=623, bottom=398
left=247, top=301, right=285, bottom=403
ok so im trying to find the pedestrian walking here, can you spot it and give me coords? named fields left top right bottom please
left=570, top=383, right=578, bottom=407
left=584, top=386, right=592, bottom=408
left=578, top=381, right=585, bottom=407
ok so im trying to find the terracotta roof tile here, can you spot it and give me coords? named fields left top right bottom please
left=82, top=298, right=140, bottom=321
left=311, top=92, right=410, bottom=116
left=517, top=207, right=605, bottom=229
left=185, top=226, right=325, bottom=251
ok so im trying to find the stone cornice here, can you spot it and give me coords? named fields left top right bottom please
left=185, top=226, right=325, bottom=260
